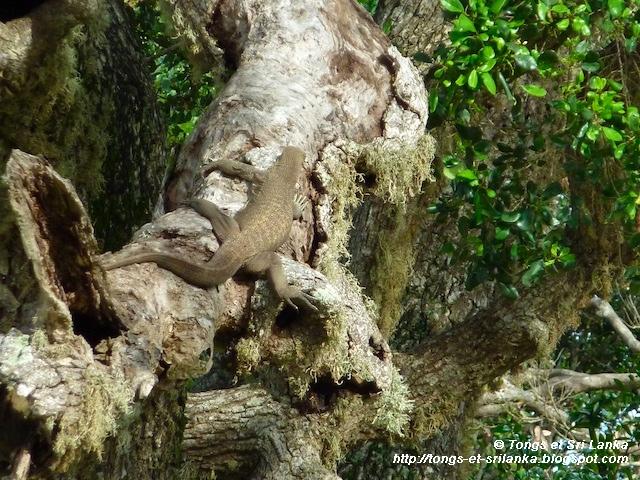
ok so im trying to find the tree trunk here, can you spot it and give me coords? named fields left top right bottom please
left=0, top=0, right=166, bottom=251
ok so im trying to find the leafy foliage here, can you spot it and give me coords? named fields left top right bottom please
left=425, top=0, right=640, bottom=297
left=424, top=5, right=640, bottom=475
left=129, top=1, right=221, bottom=149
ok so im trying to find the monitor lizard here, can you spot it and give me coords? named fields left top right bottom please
left=100, top=146, right=317, bottom=311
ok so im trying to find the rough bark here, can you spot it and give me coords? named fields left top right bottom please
left=0, top=0, right=173, bottom=477
left=375, top=0, right=449, bottom=61
left=1, top=0, right=430, bottom=477
left=0, top=0, right=166, bottom=251
left=185, top=386, right=340, bottom=479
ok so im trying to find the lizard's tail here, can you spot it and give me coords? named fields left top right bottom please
left=100, top=250, right=241, bottom=288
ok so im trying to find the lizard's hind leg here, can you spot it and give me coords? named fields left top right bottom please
left=190, top=199, right=240, bottom=243
left=244, top=252, right=317, bottom=311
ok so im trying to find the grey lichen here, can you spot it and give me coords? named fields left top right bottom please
left=53, top=366, right=133, bottom=471
left=315, top=135, right=435, bottom=334
left=316, top=135, right=435, bottom=276
left=372, top=369, right=414, bottom=436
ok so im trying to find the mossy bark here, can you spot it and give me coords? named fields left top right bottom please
left=0, top=0, right=166, bottom=251
left=0, top=1, right=175, bottom=478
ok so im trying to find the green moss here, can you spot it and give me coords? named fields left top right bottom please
left=235, top=337, right=262, bottom=374
left=178, top=461, right=217, bottom=480
left=53, top=366, right=133, bottom=471
left=411, top=393, right=460, bottom=439
left=0, top=6, right=112, bottom=200
left=368, top=204, right=421, bottom=336
left=316, top=148, right=363, bottom=278
left=320, top=395, right=366, bottom=464
left=157, top=0, right=223, bottom=76
left=318, top=135, right=435, bottom=333
left=358, top=135, right=436, bottom=206
left=279, top=307, right=376, bottom=399
left=238, top=298, right=376, bottom=400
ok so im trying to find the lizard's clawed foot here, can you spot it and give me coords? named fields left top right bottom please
left=293, top=193, right=308, bottom=220
left=281, top=286, right=318, bottom=312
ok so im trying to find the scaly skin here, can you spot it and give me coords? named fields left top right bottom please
left=100, top=146, right=316, bottom=310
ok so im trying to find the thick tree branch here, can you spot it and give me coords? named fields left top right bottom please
left=476, top=380, right=571, bottom=427
left=395, top=271, right=585, bottom=435
left=544, top=370, right=640, bottom=395
left=375, top=0, right=449, bottom=59
left=185, top=386, right=340, bottom=479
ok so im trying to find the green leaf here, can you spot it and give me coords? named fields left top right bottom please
left=576, top=122, right=589, bottom=139
left=500, top=212, right=520, bottom=223
left=586, top=126, right=600, bottom=141
left=560, top=252, right=576, bottom=267
left=627, top=106, right=640, bottom=131
left=515, top=54, right=537, bottom=71
left=481, top=72, right=497, bottom=95
left=602, top=126, right=623, bottom=141
left=456, top=168, right=478, bottom=181
left=522, top=260, right=545, bottom=287
left=516, top=209, right=533, bottom=232
left=572, top=17, right=591, bottom=36
left=478, top=58, right=497, bottom=72
left=429, top=90, right=439, bottom=113
left=589, top=76, right=607, bottom=91
left=490, top=0, right=507, bottom=14
left=626, top=202, right=636, bottom=220
left=468, top=69, right=478, bottom=89
left=443, top=167, right=457, bottom=180
left=499, top=283, right=519, bottom=299
left=557, top=19, right=570, bottom=30
left=481, top=46, right=496, bottom=60
left=521, top=84, right=547, bottom=97
left=608, top=0, right=624, bottom=17
left=441, top=0, right=465, bottom=13
left=495, top=227, right=509, bottom=241
left=537, top=2, right=548, bottom=21
left=582, top=61, right=601, bottom=72
left=455, top=14, right=477, bottom=33
left=551, top=4, right=570, bottom=14
left=458, top=109, right=471, bottom=124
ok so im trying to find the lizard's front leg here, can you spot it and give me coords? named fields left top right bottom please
left=244, top=252, right=317, bottom=311
left=293, top=193, right=308, bottom=220
left=201, top=158, right=267, bottom=184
